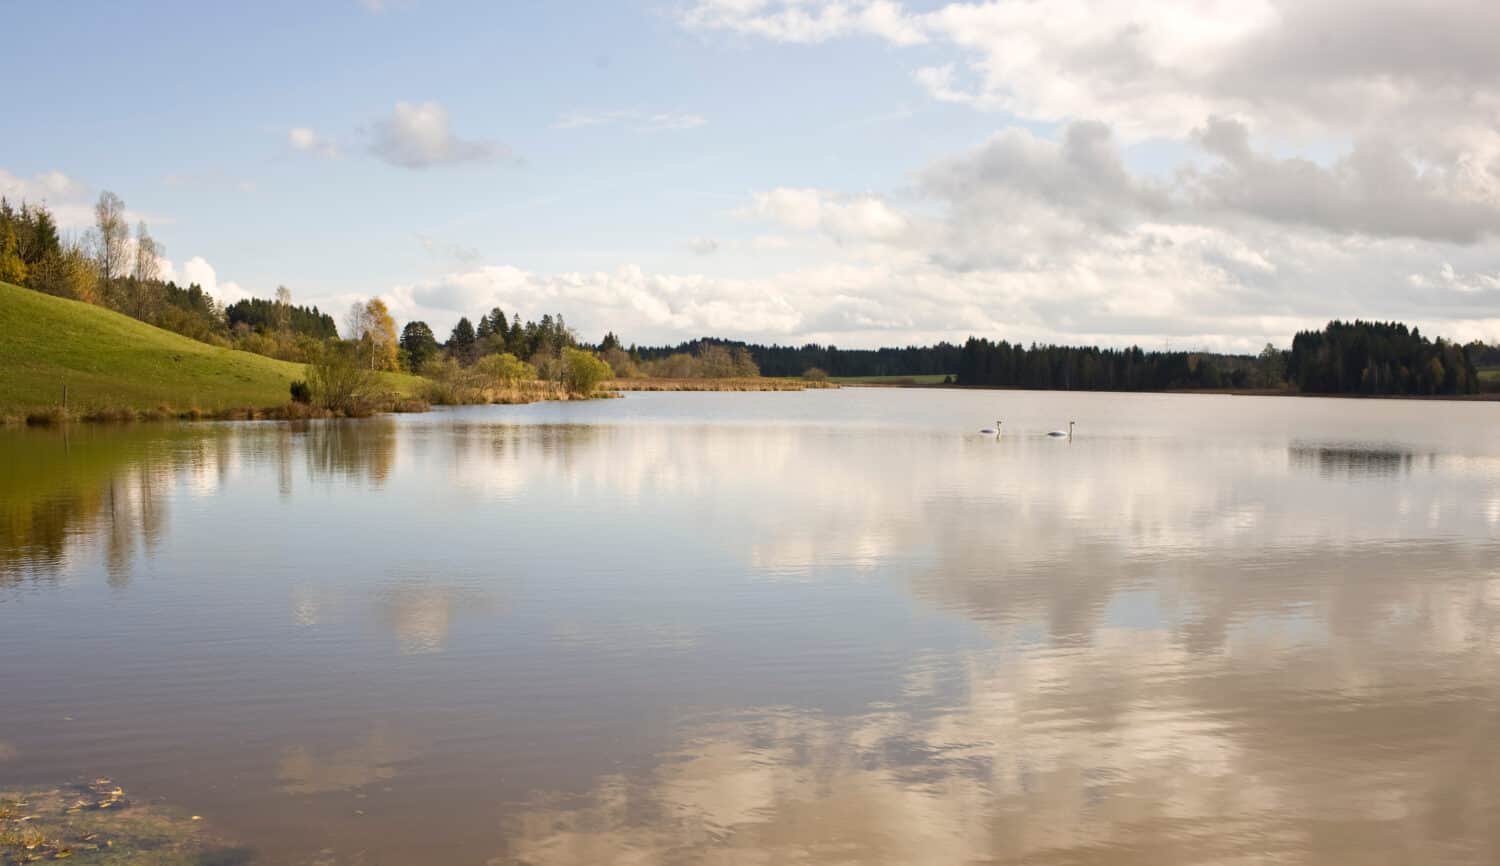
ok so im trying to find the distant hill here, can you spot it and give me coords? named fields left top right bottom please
left=0, top=280, right=413, bottom=414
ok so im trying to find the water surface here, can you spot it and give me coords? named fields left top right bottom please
left=3, top=389, right=1499, bottom=864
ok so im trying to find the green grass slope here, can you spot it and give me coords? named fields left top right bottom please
left=0, top=281, right=415, bottom=413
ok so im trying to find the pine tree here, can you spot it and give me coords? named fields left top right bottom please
left=448, top=317, right=477, bottom=364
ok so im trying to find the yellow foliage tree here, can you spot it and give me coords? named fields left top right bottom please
left=348, top=297, right=399, bottom=371
left=0, top=223, right=27, bottom=285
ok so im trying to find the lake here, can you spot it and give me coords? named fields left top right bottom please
left=2, top=389, right=1498, bottom=865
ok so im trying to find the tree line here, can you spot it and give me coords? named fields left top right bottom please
left=955, top=324, right=1484, bottom=396
left=628, top=338, right=962, bottom=379
left=1289, top=320, right=1480, bottom=396
left=5, top=190, right=1493, bottom=400
left=955, top=339, right=1270, bottom=391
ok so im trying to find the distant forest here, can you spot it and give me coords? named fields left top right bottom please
left=226, top=298, right=338, bottom=340
left=954, top=323, right=1481, bottom=395
left=634, top=327, right=1485, bottom=396
left=1289, top=320, right=1480, bottom=396
left=2, top=190, right=1494, bottom=398
left=632, top=338, right=964, bottom=379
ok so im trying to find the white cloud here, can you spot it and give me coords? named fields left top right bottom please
left=180, top=256, right=249, bottom=305
left=0, top=168, right=94, bottom=227
left=687, top=237, right=720, bottom=255
left=0, top=168, right=170, bottom=229
left=746, top=187, right=911, bottom=243
left=684, top=0, right=1500, bottom=141
left=368, top=101, right=510, bottom=169
left=1408, top=263, right=1500, bottom=295
left=1185, top=117, right=1500, bottom=243
left=365, top=104, right=1500, bottom=353
left=681, top=0, right=1500, bottom=242
left=0, top=168, right=82, bottom=201
left=912, top=64, right=970, bottom=104
left=288, top=127, right=340, bottom=158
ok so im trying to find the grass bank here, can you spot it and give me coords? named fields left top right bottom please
left=0, top=280, right=421, bottom=424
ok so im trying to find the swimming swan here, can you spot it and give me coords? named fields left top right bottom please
left=1048, top=421, right=1075, bottom=440
left=979, top=421, right=1002, bottom=435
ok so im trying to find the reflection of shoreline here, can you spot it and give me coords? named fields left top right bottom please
left=5, top=403, right=1500, bottom=865
left=304, top=419, right=397, bottom=486
left=1287, top=442, right=1418, bottom=478
left=0, top=428, right=195, bottom=585
left=1, top=421, right=401, bottom=586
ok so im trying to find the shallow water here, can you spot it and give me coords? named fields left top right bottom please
left=2, top=389, right=1499, bottom=865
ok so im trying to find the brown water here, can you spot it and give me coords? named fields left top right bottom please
left=2, top=389, right=1498, bottom=865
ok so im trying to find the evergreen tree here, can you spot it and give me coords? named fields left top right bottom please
left=27, top=205, right=61, bottom=265
left=400, top=321, right=440, bottom=371
left=448, top=317, right=478, bottom=364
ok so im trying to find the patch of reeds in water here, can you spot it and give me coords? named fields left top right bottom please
left=5, top=394, right=433, bottom=427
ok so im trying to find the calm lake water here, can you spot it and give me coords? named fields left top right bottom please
left=3, top=389, right=1499, bottom=865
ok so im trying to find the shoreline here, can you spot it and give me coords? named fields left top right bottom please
left=607, top=377, right=837, bottom=392
left=10, top=379, right=1495, bottom=427
left=842, top=381, right=1500, bottom=402
left=1, top=386, right=612, bottom=428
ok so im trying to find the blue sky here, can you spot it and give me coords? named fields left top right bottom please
left=5, top=0, right=1499, bottom=349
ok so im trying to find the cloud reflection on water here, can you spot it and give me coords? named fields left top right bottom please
left=5, top=395, right=1500, bottom=865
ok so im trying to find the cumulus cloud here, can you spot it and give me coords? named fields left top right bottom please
left=368, top=101, right=510, bottom=169
left=684, top=0, right=1500, bottom=140
left=680, top=0, right=1500, bottom=252
left=1408, top=263, right=1500, bottom=296
left=366, top=101, right=1500, bottom=354
left=687, top=237, right=719, bottom=255
left=924, top=122, right=1170, bottom=235
left=0, top=168, right=95, bottom=226
left=1186, top=117, right=1500, bottom=243
left=745, top=187, right=912, bottom=244
left=0, top=168, right=170, bottom=229
left=387, top=264, right=803, bottom=345
left=0, top=167, right=82, bottom=201
left=288, top=127, right=340, bottom=158
left=180, top=256, right=249, bottom=305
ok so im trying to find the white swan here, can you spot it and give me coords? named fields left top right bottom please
left=1048, top=421, right=1075, bottom=439
left=979, top=420, right=1001, bottom=435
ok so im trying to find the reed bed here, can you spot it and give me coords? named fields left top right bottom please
left=607, top=377, right=835, bottom=392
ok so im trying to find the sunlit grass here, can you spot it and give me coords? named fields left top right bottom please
left=0, top=280, right=419, bottom=418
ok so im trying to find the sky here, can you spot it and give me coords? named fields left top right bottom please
left=3, top=0, right=1499, bottom=351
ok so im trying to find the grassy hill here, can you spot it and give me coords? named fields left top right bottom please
left=0, top=280, right=417, bottom=417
